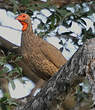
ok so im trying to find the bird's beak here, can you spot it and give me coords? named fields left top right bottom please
left=16, top=16, right=22, bottom=21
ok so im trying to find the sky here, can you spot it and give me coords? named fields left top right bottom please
left=0, top=7, right=94, bottom=99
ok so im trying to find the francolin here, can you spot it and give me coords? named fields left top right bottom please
left=16, top=13, right=67, bottom=80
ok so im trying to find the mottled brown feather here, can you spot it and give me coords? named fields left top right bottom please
left=16, top=13, right=67, bottom=80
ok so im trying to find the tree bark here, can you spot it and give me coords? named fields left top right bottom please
left=14, top=38, right=95, bottom=110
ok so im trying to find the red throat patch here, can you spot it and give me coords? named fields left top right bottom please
left=21, top=21, right=28, bottom=31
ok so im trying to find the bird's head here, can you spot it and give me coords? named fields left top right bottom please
left=16, top=13, right=31, bottom=31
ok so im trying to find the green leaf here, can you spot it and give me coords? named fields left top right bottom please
left=62, top=31, right=73, bottom=35
left=6, top=99, right=17, bottom=106
left=9, top=79, right=15, bottom=90
left=0, top=96, right=17, bottom=106
left=80, top=18, right=87, bottom=26
left=8, top=66, right=22, bottom=77
left=21, top=0, right=30, bottom=5
left=14, top=56, right=22, bottom=62
left=0, top=67, right=9, bottom=75
left=0, top=57, right=7, bottom=66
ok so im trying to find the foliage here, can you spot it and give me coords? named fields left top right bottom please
left=0, top=96, right=17, bottom=110
left=0, top=51, right=22, bottom=110
left=1, top=0, right=95, bottom=109
left=10, top=0, right=95, bottom=46
left=3, top=1, right=95, bottom=46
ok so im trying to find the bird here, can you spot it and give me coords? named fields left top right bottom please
left=16, top=13, right=67, bottom=81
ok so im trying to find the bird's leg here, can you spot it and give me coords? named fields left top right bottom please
left=31, top=79, right=46, bottom=96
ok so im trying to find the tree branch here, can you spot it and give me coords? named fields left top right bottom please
left=15, top=38, right=95, bottom=110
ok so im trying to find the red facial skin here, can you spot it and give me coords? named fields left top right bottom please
left=16, top=14, right=28, bottom=31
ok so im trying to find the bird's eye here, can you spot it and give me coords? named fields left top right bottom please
left=22, top=15, right=25, bottom=17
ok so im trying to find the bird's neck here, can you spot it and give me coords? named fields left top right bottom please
left=21, top=23, right=35, bottom=52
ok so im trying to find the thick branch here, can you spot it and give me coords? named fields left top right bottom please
left=15, top=38, right=95, bottom=110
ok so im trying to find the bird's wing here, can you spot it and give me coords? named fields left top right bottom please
left=40, top=40, right=67, bottom=68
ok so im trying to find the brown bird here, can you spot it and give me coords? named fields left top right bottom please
left=16, top=13, right=66, bottom=80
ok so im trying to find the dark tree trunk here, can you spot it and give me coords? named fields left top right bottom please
left=15, top=38, right=95, bottom=110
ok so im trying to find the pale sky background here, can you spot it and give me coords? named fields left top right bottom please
left=0, top=7, right=94, bottom=99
